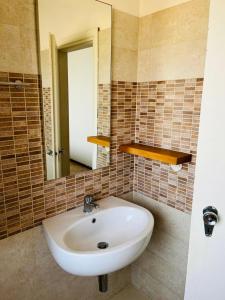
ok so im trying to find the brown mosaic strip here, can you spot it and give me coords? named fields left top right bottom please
left=97, top=83, right=111, bottom=137
left=97, top=83, right=111, bottom=168
left=42, top=87, right=52, bottom=152
left=0, top=73, right=135, bottom=239
left=96, top=146, right=110, bottom=169
left=134, top=78, right=203, bottom=213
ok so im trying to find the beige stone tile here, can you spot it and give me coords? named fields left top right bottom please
left=131, top=192, right=191, bottom=243
left=0, top=0, right=38, bottom=74
left=123, top=192, right=189, bottom=299
left=138, top=38, right=207, bottom=81
left=132, top=250, right=186, bottom=298
left=138, top=0, right=209, bottom=52
left=0, top=24, right=22, bottom=72
left=112, top=9, right=139, bottom=51
left=138, top=14, right=153, bottom=51
left=150, top=39, right=206, bottom=80
left=147, top=227, right=188, bottom=273
left=0, top=0, right=34, bottom=26
left=112, top=46, right=137, bottom=82
left=149, top=0, right=210, bottom=48
left=132, top=265, right=180, bottom=300
left=110, top=284, right=149, bottom=300
left=137, top=49, right=151, bottom=82
left=0, top=226, right=131, bottom=300
left=137, top=0, right=210, bottom=81
left=99, top=28, right=111, bottom=84
left=40, top=49, right=52, bottom=87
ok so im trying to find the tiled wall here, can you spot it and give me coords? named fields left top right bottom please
left=42, top=87, right=52, bottom=152
left=0, top=1, right=209, bottom=240
left=0, top=73, right=136, bottom=239
left=97, top=84, right=111, bottom=137
left=0, top=0, right=38, bottom=74
left=137, top=0, right=210, bottom=82
left=0, top=72, right=44, bottom=238
left=97, top=83, right=111, bottom=168
left=123, top=192, right=191, bottom=300
left=112, top=9, right=139, bottom=82
left=134, top=78, right=203, bottom=213
left=0, top=3, right=208, bottom=299
left=131, top=0, right=209, bottom=214
left=0, top=70, right=204, bottom=237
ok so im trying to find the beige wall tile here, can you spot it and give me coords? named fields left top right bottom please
left=99, top=28, right=111, bottom=84
left=0, top=0, right=35, bottom=26
left=123, top=192, right=190, bottom=300
left=112, top=9, right=139, bottom=51
left=0, top=24, right=21, bottom=71
left=137, top=0, right=210, bottom=81
left=112, top=47, right=137, bottom=82
left=40, top=49, right=52, bottom=87
left=112, top=9, right=139, bottom=81
left=138, top=39, right=207, bottom=81
left=0, top=0, right=38, bottom=74
left=149, top=0, right=209, bottom=48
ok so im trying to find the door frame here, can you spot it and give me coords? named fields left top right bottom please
left=49, top=34, right=61, bottom=178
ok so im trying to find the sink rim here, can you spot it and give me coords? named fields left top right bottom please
left=64, top=206, right=153, bottom=255
left=42, top=196, right=154, bottom=276
left=44, top=203, right=154, bottom=255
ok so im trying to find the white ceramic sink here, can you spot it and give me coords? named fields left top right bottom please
left=43, top=196, right=154, bottom=276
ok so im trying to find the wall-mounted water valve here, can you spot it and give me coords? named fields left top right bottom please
left=203, top=206, right=218, bottom=237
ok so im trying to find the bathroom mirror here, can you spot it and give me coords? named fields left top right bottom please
left=37, top=0, right=111, bottom=180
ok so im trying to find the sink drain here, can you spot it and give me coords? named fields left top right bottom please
left=97, top=242, right=109, bottom=249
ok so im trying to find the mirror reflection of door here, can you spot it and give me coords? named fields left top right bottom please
left=57, top=38, right=98, bottom=177
left=48, top=34, right=59, bottom=179
left=38, top=0, right=112, bottom=180
left=48, top=31, right=100, bottom=178
left=67, top=47, right=96, bottom=174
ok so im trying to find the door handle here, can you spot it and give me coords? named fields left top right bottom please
left=203, top=206, right=218, bottom=237
left=47, top=149, right=54, bottom=156
left=58, top=148, right=64, bottom=155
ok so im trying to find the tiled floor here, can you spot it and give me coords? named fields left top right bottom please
left=70, top=160, right=91, bottom=174
left=110, top=285, right=149, bottom=300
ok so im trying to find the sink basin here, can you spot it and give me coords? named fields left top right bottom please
left=43, top=196, right=154, bottom=276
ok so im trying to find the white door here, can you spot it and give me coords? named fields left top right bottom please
left=67, top=47, right=97, bottom=169
left=185, top=1, right=225, bottom=299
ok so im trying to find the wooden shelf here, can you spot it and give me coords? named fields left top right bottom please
left=87, top=135, right=110, bottom=147
left=119, top=143, right=192, bottom=165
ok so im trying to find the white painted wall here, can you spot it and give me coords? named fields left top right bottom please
left=39, top=0, right=193, bottom=36
left=185, top=0, right=225, bottom=299
left=68, top=47, right=95, bottom=168
left=139, top=0, right=191, bottom=16
left=105, top=0, right=139, bottom=16
left=105, top=0, right=192, bottom=16
left=38, top=0, right=111, bottom=49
